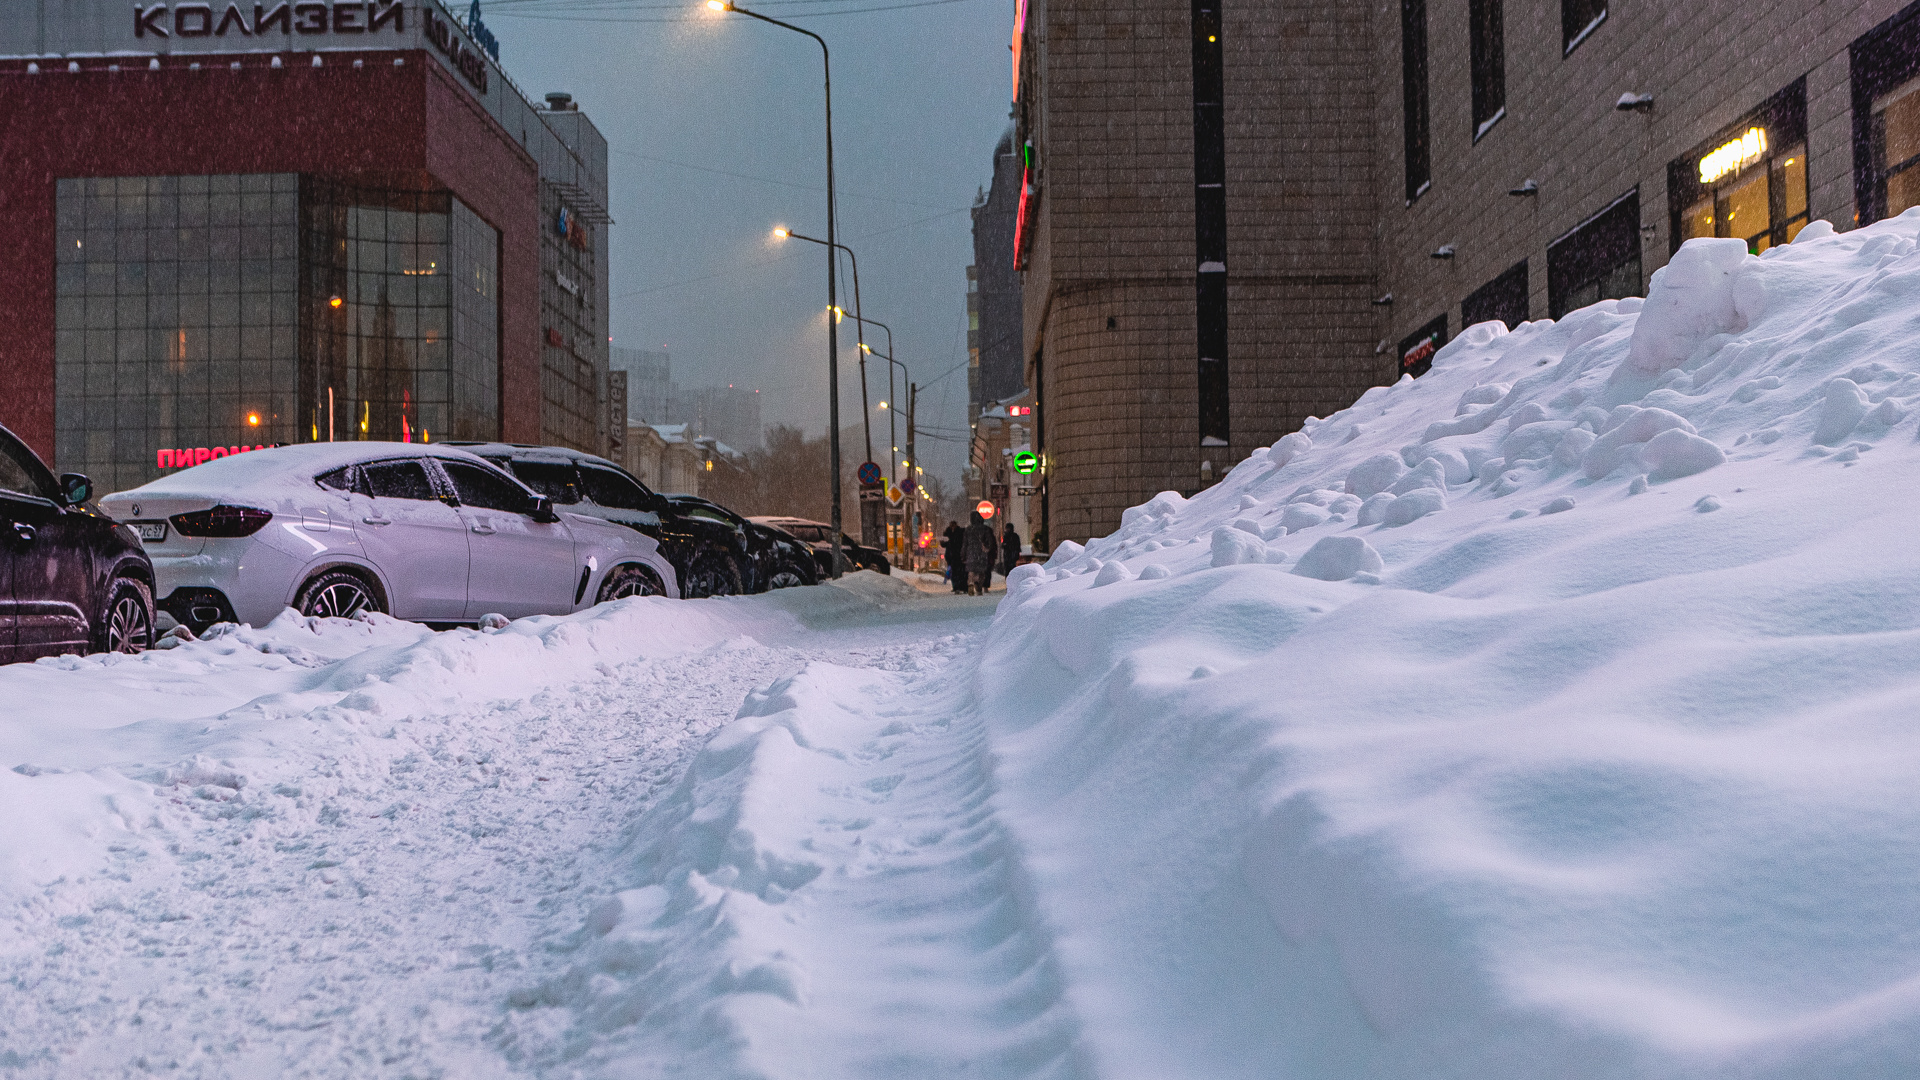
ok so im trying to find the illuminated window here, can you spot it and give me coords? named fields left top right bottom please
left=1668, top=80, right=1808, bottom=255
left=1874, top=80, right=1920, bottom=218
left=1851, top=7, right=1920, bottom=225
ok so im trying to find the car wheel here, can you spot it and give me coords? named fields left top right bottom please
left=597, top=563, right=667, bottom=602
left=767, top=565, right=808, bottom=590
left=98, top=577, right=155, bottom=655
left=681, top=550, right=742, bottom=599
left=294, top=569, right=383, bottom=620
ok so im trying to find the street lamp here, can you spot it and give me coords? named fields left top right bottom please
left=856, top=321, right=906, bottom=487
left=713, top=1, right=845, bottom=578
left=774, top=227, right=875, bottom=470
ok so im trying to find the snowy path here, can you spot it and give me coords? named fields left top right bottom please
left=0, top=584, right=998, bottom=1078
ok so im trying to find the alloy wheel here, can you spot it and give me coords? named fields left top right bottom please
left=307, top=580, right=373, bottom=619
left=106, top=592, right=153, bottom=653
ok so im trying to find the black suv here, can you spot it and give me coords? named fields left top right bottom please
left=660, top=495, right=819, bottom=592
left=442, top=442, right=748, bottom=598
left=0, top=423, right=156, bottom=664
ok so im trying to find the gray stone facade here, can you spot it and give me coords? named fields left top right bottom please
left=1016, top=0, right=1920, bottom=546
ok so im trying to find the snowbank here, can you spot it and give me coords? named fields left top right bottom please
left=964, top=217, right=1920, bottom=1077
left=0, top=573, right=922, bottom=916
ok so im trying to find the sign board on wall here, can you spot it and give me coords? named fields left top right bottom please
left=4, top=3, right=504, bottom=115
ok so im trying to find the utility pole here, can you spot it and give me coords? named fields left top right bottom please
left=906, top=382, right=918, bottom=571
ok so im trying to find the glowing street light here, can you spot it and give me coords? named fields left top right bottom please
left=712, top=0, right=845, bottom=575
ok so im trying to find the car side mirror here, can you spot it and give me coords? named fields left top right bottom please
left=58, top=472, right=92, bottom=506
left=528, top=494, right=560, bottom=523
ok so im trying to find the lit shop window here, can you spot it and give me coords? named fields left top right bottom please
left=1678, top=129, right=1809, bottom=253
left=1872, top=79, right=1920, bottom=218
left=1668, top=80, right=1808, bottom=254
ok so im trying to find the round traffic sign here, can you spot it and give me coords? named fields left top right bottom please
left=857, top=461, right=883, bottom=486
left=1012, top=450, right=1038, bottom=475
left=976, top=500, right=997, bottom=520
left=901, top=474, right=917, bottom=494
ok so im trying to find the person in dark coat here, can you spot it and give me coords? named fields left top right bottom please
left=942, top=521, right=965, bottom=593
left=965, top=511, right=996, bottom=595
left=1000, top=523, right=1021, bottom=576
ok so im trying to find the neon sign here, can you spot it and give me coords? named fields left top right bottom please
left=1699, top=127, right=1767, bottom=184
left=158, top=445, right=270, bottom=470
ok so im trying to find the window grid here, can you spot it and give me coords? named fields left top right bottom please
left=53, top=173, right=299, bottom=494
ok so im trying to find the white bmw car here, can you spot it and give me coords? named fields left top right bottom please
left=99, top=443, right=678, bottom=630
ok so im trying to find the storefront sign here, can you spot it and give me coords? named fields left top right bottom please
left=423, top=7, right=488, bottom=93
left=135, top=2, right=405, bottom=39
left=1699, top=127, right=1768, bottom=184
left=157, top=445, right=270, bottom=469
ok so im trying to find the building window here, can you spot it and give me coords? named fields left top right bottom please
left=1669, top=80, right=1809, bottom=255
left=1463, top=260, right=1527, bottom=330
left=1548, top=188, right=1641, bottom=319
left=303, top=181, right=500, bottom=450
left=53, top=174, right=300, bottom=493
left=1193, top=0, right=1229, bottom=446
left=1399, top=314, right=1447, bottom=380
left=1562, top=0, right=1605, bottom=55
left=1852, top=5, right=1920, bottom=225
left=1401, top=0, right=1431, bottom=203
left=1469, top=0, right=1504, bottom=141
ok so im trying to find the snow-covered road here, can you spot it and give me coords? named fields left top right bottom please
left=0, top=579, right=996, bottom=1077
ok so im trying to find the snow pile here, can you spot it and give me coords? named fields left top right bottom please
left=0, top=572, right=920, bottom=912
left=971, top=220, right=1920, bottom=1076
left=536, top=219, right=1920, bottom=1079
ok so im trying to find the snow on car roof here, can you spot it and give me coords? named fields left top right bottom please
left=101, top=442, right=497, bottom=501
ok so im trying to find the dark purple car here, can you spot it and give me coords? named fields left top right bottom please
left=0, top=423, right=156, bottom=665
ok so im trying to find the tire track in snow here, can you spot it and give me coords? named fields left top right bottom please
left=513, top=638, right=1095, bottom=1079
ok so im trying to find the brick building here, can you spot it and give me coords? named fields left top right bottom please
left=1013, top=0, right=1920, bottom=545
left=0, top=1, right=612, bottom=494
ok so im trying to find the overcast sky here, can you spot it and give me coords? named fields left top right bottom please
left=487, top=0, right=1012, bottom=482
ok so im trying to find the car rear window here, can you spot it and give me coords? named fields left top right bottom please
left=506, top=460, right=581, bottom=504
left=316, top=466, right=359, bottom=493
left=361, top=460, right=437, bottom=502
left=579, top=466, right=654, bottom=511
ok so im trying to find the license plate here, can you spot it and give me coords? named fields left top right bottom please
left=133, top=521, right=168, bottom=542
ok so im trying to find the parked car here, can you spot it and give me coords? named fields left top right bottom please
left=99, top=443, right=678, bottom=631
left=441, top=442, right=750, bottom=598
left=660, top=495, right=818, bottom=592
left=0, top=422, right=157, bottom=664
left=748, top=516, right=892, bottom=576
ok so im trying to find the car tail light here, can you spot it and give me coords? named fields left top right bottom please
left=171, top=505, right=274, bottom=537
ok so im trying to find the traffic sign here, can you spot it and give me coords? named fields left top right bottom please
left=886, top=484, right=905, bottom=505
left=901, top=475, right=917, bottom=495
left=1012, top=450, right=1038, bottom=475
left=976, top=500, right=997, bottom=520
left=857, top=461, right=883, bottom=487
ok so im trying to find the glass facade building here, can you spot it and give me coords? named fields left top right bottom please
left=53, top=174, right=500, bottom=493
left=54, top=174, right=300, bottom=494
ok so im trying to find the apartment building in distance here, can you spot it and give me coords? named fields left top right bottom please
left=1013, top=0, right=1920, bottom=545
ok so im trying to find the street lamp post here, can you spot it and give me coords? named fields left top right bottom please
left=774, top=228, right=873, bottom=469
left=711, top=0, right=845, bottom=577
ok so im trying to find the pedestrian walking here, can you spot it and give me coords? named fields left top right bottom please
left=1000, top=523, right=1021, bottom=577
left=965, top=511, right=996, bottom=595
left=942, top=521, right=966, bottom=593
